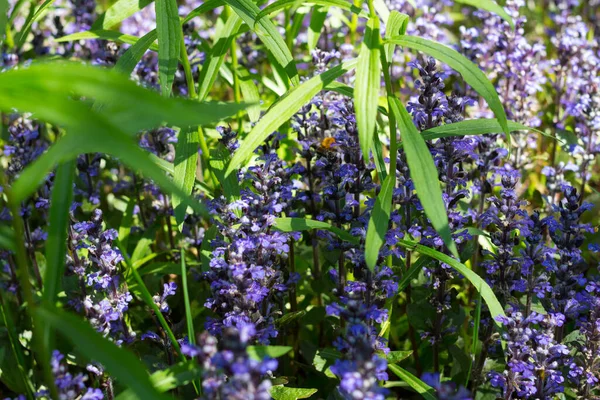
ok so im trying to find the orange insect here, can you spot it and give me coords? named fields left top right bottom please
left=319, top=137, right=336, bottom=150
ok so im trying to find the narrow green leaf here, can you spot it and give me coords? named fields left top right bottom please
left=397, top=255, right=432, bottom=292
left=226, top=58, right=357, bottom=176
left=355, top=17, right=381, bottom=163
left=386, top=350, right=413, bottom=364
left=182, top=0, right=225, bottom=24
left=115, top=361, right=203, bottom=400
left=150, top=154, right=214, bottom=198
left=41, top=160, right=75, bottom=350
left=466, top=287, right=483, bottom=386
left=396, top=239, right=506, bottom=325
left=93, top=0, right=153, bottom=29
left=197, top=12, right=243, bottom=101
left=420, top=118, right=553, bottom=142
left=115, top=30, right=159, bottom=75
left=210, top=145, right=240, bottom=201
left=173, top=128, right=199, bottom=232
left=119, top=197, right=136, bottom=251
left=270, top=386, right=318, bottom=400
left=388, top=364, right=437, bottom=400
left=238, top=67, right=261, bottom=122
left=257, top=0, right=368, bottom=21
left=200, top=225, right=218, bottom=273
left=455, top=0, right=514, bottom=29
left=0, top=225, right=15, bottom=251
left=156, top=0, right=182, bottom=96
left=224, top=0, right=299, bottom=85
left=181, top=250, right=196, bottom=348
left=373, top=0, right=391, bottom=23
left=389, top=97, right=458, bottom=258
left=0, top=0, right=8, bottom=45
left=371, top=133, right=388, bottom=180
left=247, top=345, right=292, bottom=360
left=274, top=217, right=359, bottom=245
left=307, top=6, right=328, bottom=51
left=37, top=306, right=171, bottom=400
left=365, top=174, right=395, bottom=270
left=387, top=35, right=510, bottom=143
left=56, top=30, right=159, bottom=52
left=384, top=11, right=409, bottom=62
left=15, top=0, right=55, bottom=48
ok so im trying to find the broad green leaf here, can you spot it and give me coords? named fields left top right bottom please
left=92, top=0, right=153, bottom=29
left=355, top=17, right=381, bottom=163
left=307, top=6, right=329, bottom=51
left=224, top=0, right=299, bottom=85
left=396, top=239, right=506, bottom=326
left=173, top=128, right=200, bottom=232
left=15, top=0, right=54, bottom=48
left=57, top=30, right=159, bottom=52
left=384, top=11, right=409, bottom=62
left=156, top=0, right=182, bottom=96
left=387, top=35, right=510, bottom=143
left=238, top=67, right=261, bottom=122
left=270, top=386, right=318, bottom=400
left=37, top=306, right=171, bottom=400
left=41, top=160, right=75, bottom=350
left=116, top=361, right=203, bottom=400
left=226, top=59, right=357, bottom=176
left=365, top=174, right=395, bottom=270
left=420, top=119, right=552, bottom=142
left=247, top=345, right=292, bottom=360
left=256, top=0, right=368, bottom=21
left=389, top=97, right=458, bottom=258
left=197, top=12, right=243, bottom=101
left=274, top=217, right=360, bottom=245
left=455, top=0, right=514, bottom=29
left=388, top=364, right=437, bottom=400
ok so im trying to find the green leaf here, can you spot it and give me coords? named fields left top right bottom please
left=247, top=346, right=292, bottom=360
left=181, top=250, right=196, bottom=349
left=182, top=0, right=225, bottom=23
left=274, top=217, right=359, bottom=245
left=257, top=0, right=368, bottom=21
left=466, top=287, right=483, bottom=385
left=15, top=0, right=55, bottom=48
left=420, top=119, right=552, bottom=142
left=56, top=30, right=160, bottom=51
left=114, top=30, right=159, bottom=75
left=0, top=0, right=8, bottom=45
left=197, top=12, right=243, bottom=101
left=0, top=225, right=15, bottom=251
left=156, top=0, right=182, bottom=97
left=307, top=6, right=328, bottom=51
left=386, top=350, right=413, bottom=364
left=119, top=197, right=137, bottom=251
left=226, top=59, right=357, bottom=176
left=387, top=35, right=510, bottom=144
left=396, top=239, right=506, bottom=326
left=224, top=0, right=299, bottom=85
left=455, top=0, right=514, bottom=29
left=355, top=17, right=381, bottom=163
left=371, top=133, right=388, bottom=181
left=173, top=128, right=200, bottom=232
left=365, top=174, right=394, bottom=270
left=384, top=11, right=409, bottom=62
left=270, top=386, right=318, bottom=400
left=37, top=306, right=171, bottom=400
left=397, top=255, right=432, bottom=292
left=93, top=0, right=153, bottom=29
left=41, top=160, right=75, bottom=351
left=210, top=145, right=241, bottom=201
left=388, top=364, right=437, bottom=400
left=201, top=225, right=218, bottom=272
left=388, top=97, right=458, bottom=258
left=115, top=361, right=203, bottom=400
left=238, top=67, right=261, bottom=123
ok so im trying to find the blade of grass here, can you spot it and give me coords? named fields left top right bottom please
left=365, top=174, right=394, bottom=270
left=92, top=0, right=153, bottom=29
left=181, top=249, right=195, bottom=345
left=273, top=217, right=359, bottom=245
left=15, top=0, right=55, bottom=49
left=156, top=0, right=182, bottom=96
left=56, top=30, right=160, bottom=51
left=466, top=287, right=483, bottom=386
left=173, top=128, right=200, bottom=232
left=388, top=364, right=437, bottom=400
left=256, top=0, right=368, bottom=21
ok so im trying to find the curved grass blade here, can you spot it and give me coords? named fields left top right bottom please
left=0, top=0, right=8, bottom=45
left=389, top=97, right=458, bottom=258
left=181, top=249, right=195, bottom=345
left=273, top=217, right=359, bottom=245
left=173, top=128, right=200, bottom=232
left=387, top=35, right=510, bottom=145
left=226, top=58, right=357, bottom=176
left=355, top=17, right=381, bottom=163
left=37, top=306, right=171, bottom=400
left=307, top=6, right=328, bottom=51
left=56, top=30, right=159, bottom=51
left=397, top=255, right=431, bottom=292
left=119, top=197, right=137, bottom=251
left=420, top=118, right=553, bottom=142
left=15, top=0, right=54, bottom=48
left=384, top=11, right=408, bottom=62
left=115, top=361, right=203, bottom=400
left=256, top=0, right=368, bottom=21
left=41, top=160, right=75, bottom=351
left=396, top=238, right=506, bottom=325
left=197, top=12, right=243, bottom=101
left=388, top=364, right=437, bottom=400
left=365, top=174, right=394, bottom=270
left=238, top=67, right=261, bottom=122
left=455, top=0, right=513, bottom=29
left=0, top=225, right=15, bottom=251
left=224, top=0, right=299, bottom=85
left=115, top=30, right=159, bottom=75
left=92, top=0, right=153, bottom=29
left=156, top=0, right=182, bottom=97
left=270, top=387, right=318, bottom=400
left=182, top=0, right=225, bottom=23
